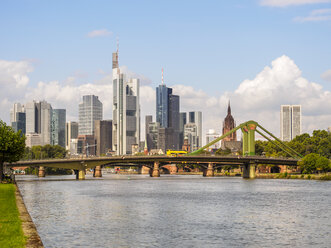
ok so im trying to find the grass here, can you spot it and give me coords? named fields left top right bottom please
left=0, top=184, right=26, bottom=248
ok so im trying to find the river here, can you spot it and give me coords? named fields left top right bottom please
left=16, top=174, right=331, bottom=248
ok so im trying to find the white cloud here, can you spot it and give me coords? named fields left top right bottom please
left=321, top=69, right=331, bottom=81
left=0, top=56, right=330, bottom=145
left=294, top=8, right=331, bottom=22
left=87, top=29, right=112, bottom=38
left=260, top=0, right=331, bottom=7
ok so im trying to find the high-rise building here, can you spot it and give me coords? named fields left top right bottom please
left=112, top=49, right=140, bottom=155
left=184, top=123, right=198, bottom=151
left=12, top=112, right=26, bottom=134
left=51, top=109, right=66, bottom=147
left=179, top=112, right=187, bottom=149
left=147, top=122, right=160, bottom=150
left=155, top=82, right=180, bottom=150
left=188, top=111, right=202, bottom=148
left=10, top=103, right=24, bottom=123
left=222, top=102, right=236, bottom=142
left=145, top=115, right=153, bottom=140
left=94, top=120, right=112, bottom=156
left=78, top=95, right=103, bottom=135
left=65, top=121, right=79, bottom=151
left=25, top=100, right=52, bottom=146
left=281, top=105, right=301, bottom=141
left=158, top=127, right=175, bottom=152
left=77, top=135, right=96, bottom=156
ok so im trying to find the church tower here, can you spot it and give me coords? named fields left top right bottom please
left=222, top=101, right=236, bottom=141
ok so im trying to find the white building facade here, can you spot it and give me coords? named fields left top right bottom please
left=112, top=50, right=140, bottom=155
left=78, top=95, right=103, bottom=135
left=280, top=105, right=302, bottom=141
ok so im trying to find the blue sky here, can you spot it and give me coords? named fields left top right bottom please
left=1, top=0, right=331, bottom=138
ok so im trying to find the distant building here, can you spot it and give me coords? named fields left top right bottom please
left=328, top=127, right=331, bottom=133
left=10, top=103, right=25, bottom=125
left=25, top=133, right=42, bottom=148
left=156, top=82, right=180, bottom=150
left=12, top=112, right=26, bottom=134
left=51, top=109, right=66, bottom=147
left=145, top=115, right=153, bottom=140
left=77, top=135, right=96, bottom=156
left=25, top=100, right=52, bottom=146
left=112, top=49, right=140, bottom=155
left=69, top=138, right=79, bottom=155
left=222, top=102, right=236, bottom=142
left=94, top=120, right=112, bottom=156
left=158, top=127, right=175, bottom=152
left=179, top=112, right=187, bottom=148
left=184, top=123, right=198, bottom=151
left=206, top=129, right=220, bottom=151
left=146, top=121, right=160, bottom=151
left=188, top=111, right=202, bottom=148
left=66, top=121, right=79, bottom=151
left=280, top=105, right=301, bottom=141
left=79, top=95, right=102, bottom=135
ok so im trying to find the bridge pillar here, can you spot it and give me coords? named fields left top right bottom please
left=243, top=163, right=256, bottom=179
left=38, top=166, right=45, bottom=177
left=94, top=166, right=102, bottom=177
left=204, top=163, right=214, bottom=177
left=78, top=169, right=85, bottom=180
left=151, top=161, right=160, bottom=177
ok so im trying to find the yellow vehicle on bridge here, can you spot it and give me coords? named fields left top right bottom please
left=166, top=150, right=188, bottom=157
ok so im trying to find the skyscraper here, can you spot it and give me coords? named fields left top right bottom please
left=78, top=95, right=103, bottom=135
left=112, top=49, right=140, bottom=155
left=25, top=100, right=52, bottom=146
left=95, top=120, right=112, bottom=156
left=184, top=123, right=198, bottom=151
left=281, top=105, right=301, bottom=141
left=51, top=109, right=66, bottom=147
left=188, top=111, right=202, bottom=148
left=11, top=112, right=26, bottom=134
left=65, top=121, right=79, bottom=151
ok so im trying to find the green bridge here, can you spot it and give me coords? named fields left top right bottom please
left=8, top=120, right=301, bottom=179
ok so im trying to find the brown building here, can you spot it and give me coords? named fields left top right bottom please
left=222, top=101, right=237, bottom=141
left=94, top=120, right=112, bottom=156
left=77, top=135, right=96, bottom=156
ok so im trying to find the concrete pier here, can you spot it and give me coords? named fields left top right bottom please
left=204, top=163, right=214, bottom=177
left=94, top=166, right=102, bottom=177
left=151, top=161, right=160, bottom=177
left=243, top=163, right=256, bottom=179
left=140, top=166, right=151, bottom=174
left=38, top=166, right=45, bottom=177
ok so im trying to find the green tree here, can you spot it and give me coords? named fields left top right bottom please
left=316, top=156, right=331, bottom=173
left=298, top=153, right=320, bottom=174
left=0, top=120, right=26, bottom=181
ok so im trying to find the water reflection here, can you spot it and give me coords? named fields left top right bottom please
left=17, top=175, right=331, bottom=247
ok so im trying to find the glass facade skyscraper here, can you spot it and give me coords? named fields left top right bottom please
left=78, top=95, right=103, bottom=135
left=51, top=109, right=66, bottom=147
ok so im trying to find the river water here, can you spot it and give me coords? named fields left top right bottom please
left=16, top=175, right=331, bottom=248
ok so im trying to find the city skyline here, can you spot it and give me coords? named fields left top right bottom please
left=0, top=1, right=330, bottom=139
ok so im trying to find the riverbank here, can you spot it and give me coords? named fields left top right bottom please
left=0, top=184, right=26, bottom=247
left=0, top=183, right=44, bottom=248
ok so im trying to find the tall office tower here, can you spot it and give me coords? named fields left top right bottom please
left=65, top=121, right=79, bottom=151
left=77, top=135, right=96, bottom=156
left=156, top=81, right=180, bottom=150
left=78, top=95, right=103, bottom=135
left=157, top=127, right=175, bottom=152
left=280, top=105, right=302, bottom=141
left=147, top=122, right=160, bottom=150
left=184, top=123, right=198, bottom=151
left=10, top=103, right=24, bottom=123
left=94, top=120, right=112, bottom=156
left=25, top=100, right=52, bottom=146
left=188, top=111, right=202, bottom=148
left=51, top=109, right=66, bottom=147
left=11, top=112, right=26, bottom=134
left=145, top=115, right=153, bottom=140
left=222, top=102, right=236, bottom=142
left=112, top=49, right=140, bottom=155
left=206, top=129, right=220, bottom=151
left=179, top=112, right=187, bottom=148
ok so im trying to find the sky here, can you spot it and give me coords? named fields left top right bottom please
left=0, top=0, right=331, bottom=142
